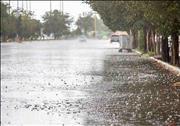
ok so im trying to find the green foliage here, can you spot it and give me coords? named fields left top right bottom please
left=87, top=1, right=145, bottom=32
left=96, top=17, right=111, bottom=33
left=87, top=1, right=180, bottom=36
left=1, top=2, right=42, bottom=41
left=142, top=1, right=180, bottom=36
left=71, top=27, right=82, bottom=37
left=1, top=3, right=17, bottom=40
left=147, top=51, right=155, bottom=56
left=75, top=12, right=111, bottom=38
left=76, top=13, right=94, bottom=35
left=42, top=10, right=73, bottom=39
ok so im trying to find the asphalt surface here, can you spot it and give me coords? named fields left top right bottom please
left=1, top=39, right=180, bottom=126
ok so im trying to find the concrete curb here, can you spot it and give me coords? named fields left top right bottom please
left=134, top=50, right=180, bottom=76
left=150, top=57, right=180, bottom=76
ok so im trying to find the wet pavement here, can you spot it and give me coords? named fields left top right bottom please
left=1, top=39, right=180, bottom=126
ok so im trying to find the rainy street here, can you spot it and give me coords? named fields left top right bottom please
left=1, top=39, right=180, bottom=126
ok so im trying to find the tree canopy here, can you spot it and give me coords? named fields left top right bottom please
left=42, top=10, right=73, bottom=39
left=1, top=2, right=42, bottom=41
left=76, top=13, right=94, bottom=35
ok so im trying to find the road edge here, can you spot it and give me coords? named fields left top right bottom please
left=134, top=50, right=180, bottom=76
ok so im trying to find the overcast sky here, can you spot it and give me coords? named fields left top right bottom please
left=3, top=1, right=93, bottom=22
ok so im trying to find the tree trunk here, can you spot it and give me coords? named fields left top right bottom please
left=156, top=35, right=161, bottom=55
left=146, top=30, right=149, bottom=52
left=132, top=30, right=138, bottom=49
left=143, top=26, right=147, bottom=53
left=151, top=29, right=155, bottom=52
left=138, top=30, right=141, bottom=49
left=161, top=36, right=170, bottom=62
left=171, top=18, right=179, bottom=66
left=171, top=32, right=179, bottom=66
left=147, top=29, right=152, bottom=52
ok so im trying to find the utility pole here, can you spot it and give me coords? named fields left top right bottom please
left=50, top=0, right=52, bottom=13
left=29, top=0, right=31, bottom=12
left=22, top=0, right=24, bottom=11
left=17, top=0, right=19, bottom=16
left=8, top=0, right=11, bottom=14
left=62, top=0, right=64, bottom=15
left=59, top=0, right=61, bottom=12
left=26, top=0, right=28, bottom=11
left=17, top=0, right=19, bottom=9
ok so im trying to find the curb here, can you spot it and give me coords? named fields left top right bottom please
left=134, top=50, right=180, bottom=76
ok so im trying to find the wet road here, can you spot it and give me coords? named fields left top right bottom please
left=1, top=39, right=180, bottom=126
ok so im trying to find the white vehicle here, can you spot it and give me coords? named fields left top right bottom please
left=79, top=35, right=87, bottom=42
left=110, top=31, right=133, bottom=52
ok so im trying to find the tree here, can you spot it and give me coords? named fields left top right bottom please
left=76, top=13, right=94, bottom=35
left=87, top=1, right=146, bottom=49
left=42, top=10, right=73, bottom=39
left=71, top=27, right=82, bottom=37
left=142, top=1, right=180, bottom=65
left=1, top=2, right=42, bottom=41
left=19, top=10, right=42, bottom=39
left=76, top=12, right=111, bottom=37
left=1, top=2, right=17, bottom=41
left=87, top=1, right=180, bottom=66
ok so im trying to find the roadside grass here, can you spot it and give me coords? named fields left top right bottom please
left=135, top=49, right=156, bottom=57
